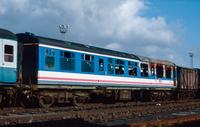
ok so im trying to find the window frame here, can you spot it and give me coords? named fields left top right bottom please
left=60, top=51, right=75, bottom=71
left=81, top=54, right=94, bottom=73
left=108, top=58, right=114, bottom=74
left=165, top=66, right=172, bottom=79
left=140, top=63, right=149, bottom=77
left=115, top=59, right=125, bottom=75
left=128, top=61, right=137, bottom=76
left=45, top=48, right=55, bottom=70
left=156, top=64, right=163, bottom=78
left=4, top=45, right=14, bottom=62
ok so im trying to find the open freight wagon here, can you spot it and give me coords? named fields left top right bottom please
left=177, top=66, right=199, bottom=98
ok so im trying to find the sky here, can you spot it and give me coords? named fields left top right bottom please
left=0, top=0, right=200, bottom=68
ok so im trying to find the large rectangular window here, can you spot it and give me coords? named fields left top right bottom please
left=60, top=51, right=75, bottom=71
left=165, top=66, right=171, bottom=79
left=156, top=64, right=163, bottom=78
left=81, top=54, right=94, bottom=72
left=4, top=45, right=13, bottom=62
left=129, top=61, right=137, bottom=76
left=45, top=48, right=55, bottom=69
left=115, top=59, right=124, bottom=75
left=141, top=63, right=148, bottom=77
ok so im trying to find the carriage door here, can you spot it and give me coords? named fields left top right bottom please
left=1, top=39, right=17, bottom=83
left=98, top=57, right=105, bottom=75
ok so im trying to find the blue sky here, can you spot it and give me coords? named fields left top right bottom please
left=0, top=0, right=200, bottom=68
left=147, top=1, right=200, bottom=43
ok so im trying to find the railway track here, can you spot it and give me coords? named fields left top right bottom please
left=128, top=114, right=200, bottom=127
left=0, top=99, right=200, bottom=126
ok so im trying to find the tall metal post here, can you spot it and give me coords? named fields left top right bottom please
left=188, top=52, right=194, bottom=68
left=59, top=24, right=69, bottom=41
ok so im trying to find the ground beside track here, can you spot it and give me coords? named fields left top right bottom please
left=1, top=100, right=200, bottom=126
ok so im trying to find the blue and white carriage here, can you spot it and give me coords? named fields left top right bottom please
left=16, top=33, right=177, bottom=89
left=0, top=28, right=179, bottom=108
left=0, top=29, right=18, bottom=84
left=16, top=32, right=178, bottom=107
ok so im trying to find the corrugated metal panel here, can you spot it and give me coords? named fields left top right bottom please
left=177, top=67, right=198, bottom=90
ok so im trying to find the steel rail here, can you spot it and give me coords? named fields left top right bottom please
left=0, top=101, right=200, bottom=126
left=128, top=114, right=200, bottom=127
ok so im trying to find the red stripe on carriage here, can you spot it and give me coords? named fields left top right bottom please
left=38, top=77, right=173, bottom=86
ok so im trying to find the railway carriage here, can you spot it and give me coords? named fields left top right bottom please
left=0, top=29, right=18, bottom=105
left=176, top=66, right=199, bottom=99
left=15, top=31, right=178, bottom=107
left=3, top=28, right=199, bottom=108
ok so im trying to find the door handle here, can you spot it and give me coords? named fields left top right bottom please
left=2, top=63, right=4, bottom=65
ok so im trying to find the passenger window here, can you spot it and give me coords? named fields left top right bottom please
left=150, top=63, right=155, bottom=76
left=81, top=54, right=94, bottom=72
left=173, top=67, right=176, bottom=78
left=115, top=59, right=124, bottom=75
left=108, top=58, right=114, bottom=74
left=165, top=66, right=172, bottom=79
left=156, top=64, right=163, bottom=78
left=45, top=48, right=55, bottom=69
left=60, top=51, right=75, bottom=71
left=4, top=45, right=14, bottom=62
left=141, top=63, right=148, bottom=77
left=129, top=61, right=137, bottom=76
left=99, top=59, right=104, bottom=71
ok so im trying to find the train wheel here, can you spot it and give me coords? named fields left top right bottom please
left=150, top=94, right=157, bottom=102
left=38, top=97, right=53, bottom=108
left=163, top=91, right=171, bottom=101
left=73, top=96, right=86, bottom=106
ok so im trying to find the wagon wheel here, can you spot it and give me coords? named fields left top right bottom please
left=163, top=91, right=171, bottom=101
left=38, top=97, right=53, bottom=108
left=150, top=94, right=157, bottom=102
left=163, top=95, right=170, bottom=101
left=73, top=96, right=87, bottom=106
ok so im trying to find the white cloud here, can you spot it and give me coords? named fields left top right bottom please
left=12, top=0, right=29, bottom=13
left=0, top=0, right=189, bottom=67
left=0, top=1, right=8, bottom=14
left=105, top=43, right=121, bottom=50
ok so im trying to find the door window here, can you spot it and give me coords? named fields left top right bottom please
left=4, top=45, right=13, bottom=62
left=99, top=59, right=104, bottom=71
left=141, top=63, right=148, bottom=77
